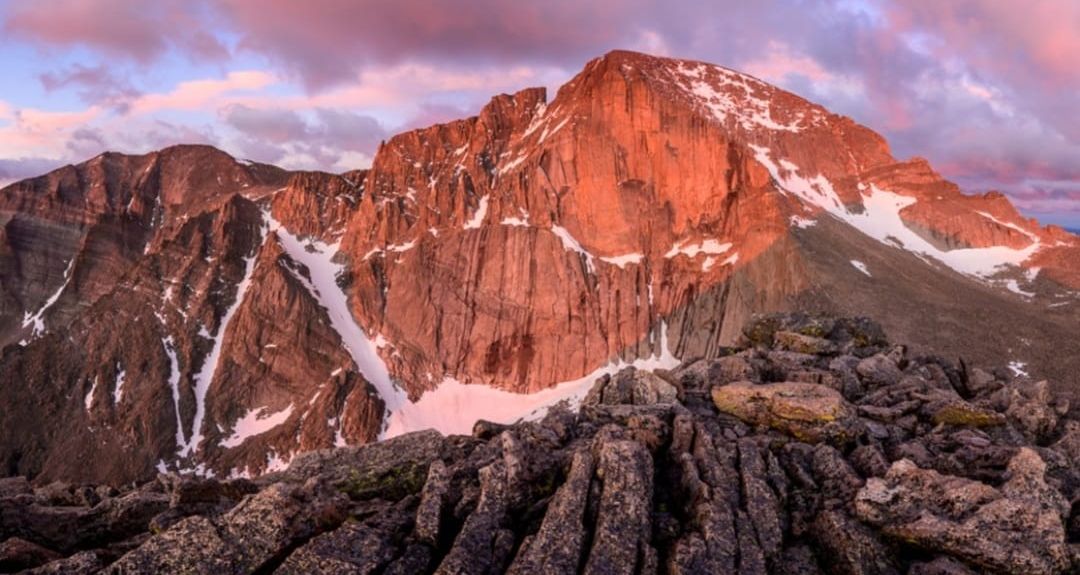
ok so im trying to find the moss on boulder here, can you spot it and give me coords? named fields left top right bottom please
left=711, top=381, right=857, bottom=444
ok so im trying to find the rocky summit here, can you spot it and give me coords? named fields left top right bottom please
left=0, top=314, right=1077, bottom=574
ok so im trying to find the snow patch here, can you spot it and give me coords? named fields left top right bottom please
left=850, top=260, right=872, bottom=277
left=522, top=102, right=549, bottom=137
left=463, top=195, right=489, bottom=229
left=1002, top=280, right=1035, bottom=298
left=383, top=322, right=681, bottom=438
left=265, top=451, right=290, bottom=473
left=539, top=117, right=570, bottom=144
left=113, top=363, right=126, bottom=405
left=751, top=145, right=1042, bottom=278
left=499, top=153, right=528, bottom=175
left=183, top=224, right=265, bottom=456
left=501, top=216, right=529, bottom=227
left=750, top=144, right=842, bottom=211
left=551, top=225, right=596, bottom=273
left=221, top=405, right=295, bottom=448
left=501, top=209, right=531, bottom=227
left=1008, top=361, right=1028, bottom=378
left=21, top=257, right=76, bottom=339
left=162, top=336, right=187, bottom=450
left=84, top=377, right=98, bottom=411
left=328, top=416, right=347, bottom=447
left=674, top=62, right=815, bottom=133
left=599, top=253, right=644, bottom=269
left=267, top=214, right=407, bottom=437
left=387, top=239, right=417, bottom=253
left=975, top=211, right=1039, bottom=242
left=790, top=216, right=817, bottom=228
left=664, top=239, right=732, bottom=259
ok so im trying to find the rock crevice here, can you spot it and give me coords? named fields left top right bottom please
left=3, top=314, right=1078, bottom=574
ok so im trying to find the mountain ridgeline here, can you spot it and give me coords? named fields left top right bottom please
left=0, top=50, right=1078, bottom=488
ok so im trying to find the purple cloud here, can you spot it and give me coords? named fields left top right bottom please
left=0, top=157, right=67, bottom=184
left=217, top=0, right=654, bottom=90
left=3, top=0, right=228, bottom=63
left=221, top=104, right=387, bottom=170
left=40, top=64, right=141, bottom=112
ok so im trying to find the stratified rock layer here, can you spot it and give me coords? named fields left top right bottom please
left=3, top=314, right=1078, bottom=574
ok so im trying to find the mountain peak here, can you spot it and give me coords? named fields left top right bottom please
left=1, top=49, right=1079, bottom=492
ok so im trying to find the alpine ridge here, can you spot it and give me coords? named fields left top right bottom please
left=1, top=50, right=1078, bottom=485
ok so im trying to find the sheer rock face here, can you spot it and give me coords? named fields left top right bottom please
left=337, top=53, right=806, bottom=394
left=0, top=150, right=380, bottom=481
left=1, top=50, right=1079, bottom=486
left=332, top=49, right=1078, bottom=396
left=0, top=146, right=288, bottom=349
left=269, top=170, right=364, bottom=241
left=3, top=314, right=1079, bottom=574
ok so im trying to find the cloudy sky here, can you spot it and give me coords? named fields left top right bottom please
left=0, top=0, right=1077, bottom=226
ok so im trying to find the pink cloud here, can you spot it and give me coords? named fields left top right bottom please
left=741, top=41, right=833, bottom=84
left=0, top=106, right=103, bottom=156
left=216, top=0, right=650, bottom=89
left=887, top=1, right=1080, bottom=86
left=128, top=71, right=277, bottom=115
left=40, top=64, right=141, bottom=112
left=3, top=0, right=228, bottom=63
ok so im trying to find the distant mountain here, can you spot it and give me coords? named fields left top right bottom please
left=2, top=50, right=1078, bottom=485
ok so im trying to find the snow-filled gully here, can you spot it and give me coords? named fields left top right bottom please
left=266, top=214, right=407, bottom=421
left=382, top=322, right=681, bottom=438
left=749, top=144, right=1042, bottom=280
left=21, top=257, right=76, bottom=342
left=181, top=224, right=264, bottom=457
left=267, top=213, right=682, bottom=442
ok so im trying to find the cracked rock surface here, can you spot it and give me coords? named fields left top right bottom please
left=2, top=313, right=1079, bottom=574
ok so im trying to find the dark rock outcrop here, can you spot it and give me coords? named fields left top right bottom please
left=2, top=314, right=1078, bottom=574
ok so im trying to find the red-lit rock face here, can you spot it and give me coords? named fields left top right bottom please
left=334, top=49, right=1074, bottom=396
left=0, top=51, right=1077, bottom=485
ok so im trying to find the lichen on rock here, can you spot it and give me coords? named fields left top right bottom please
left=2, top=313, right=1079, bottom=574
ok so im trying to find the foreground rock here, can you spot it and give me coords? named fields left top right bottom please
left=856, top=450, right=1070, bottom=574
left=1, top=314, right=1078, bottom=574
left=710, top=381, right=857, bottom=443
